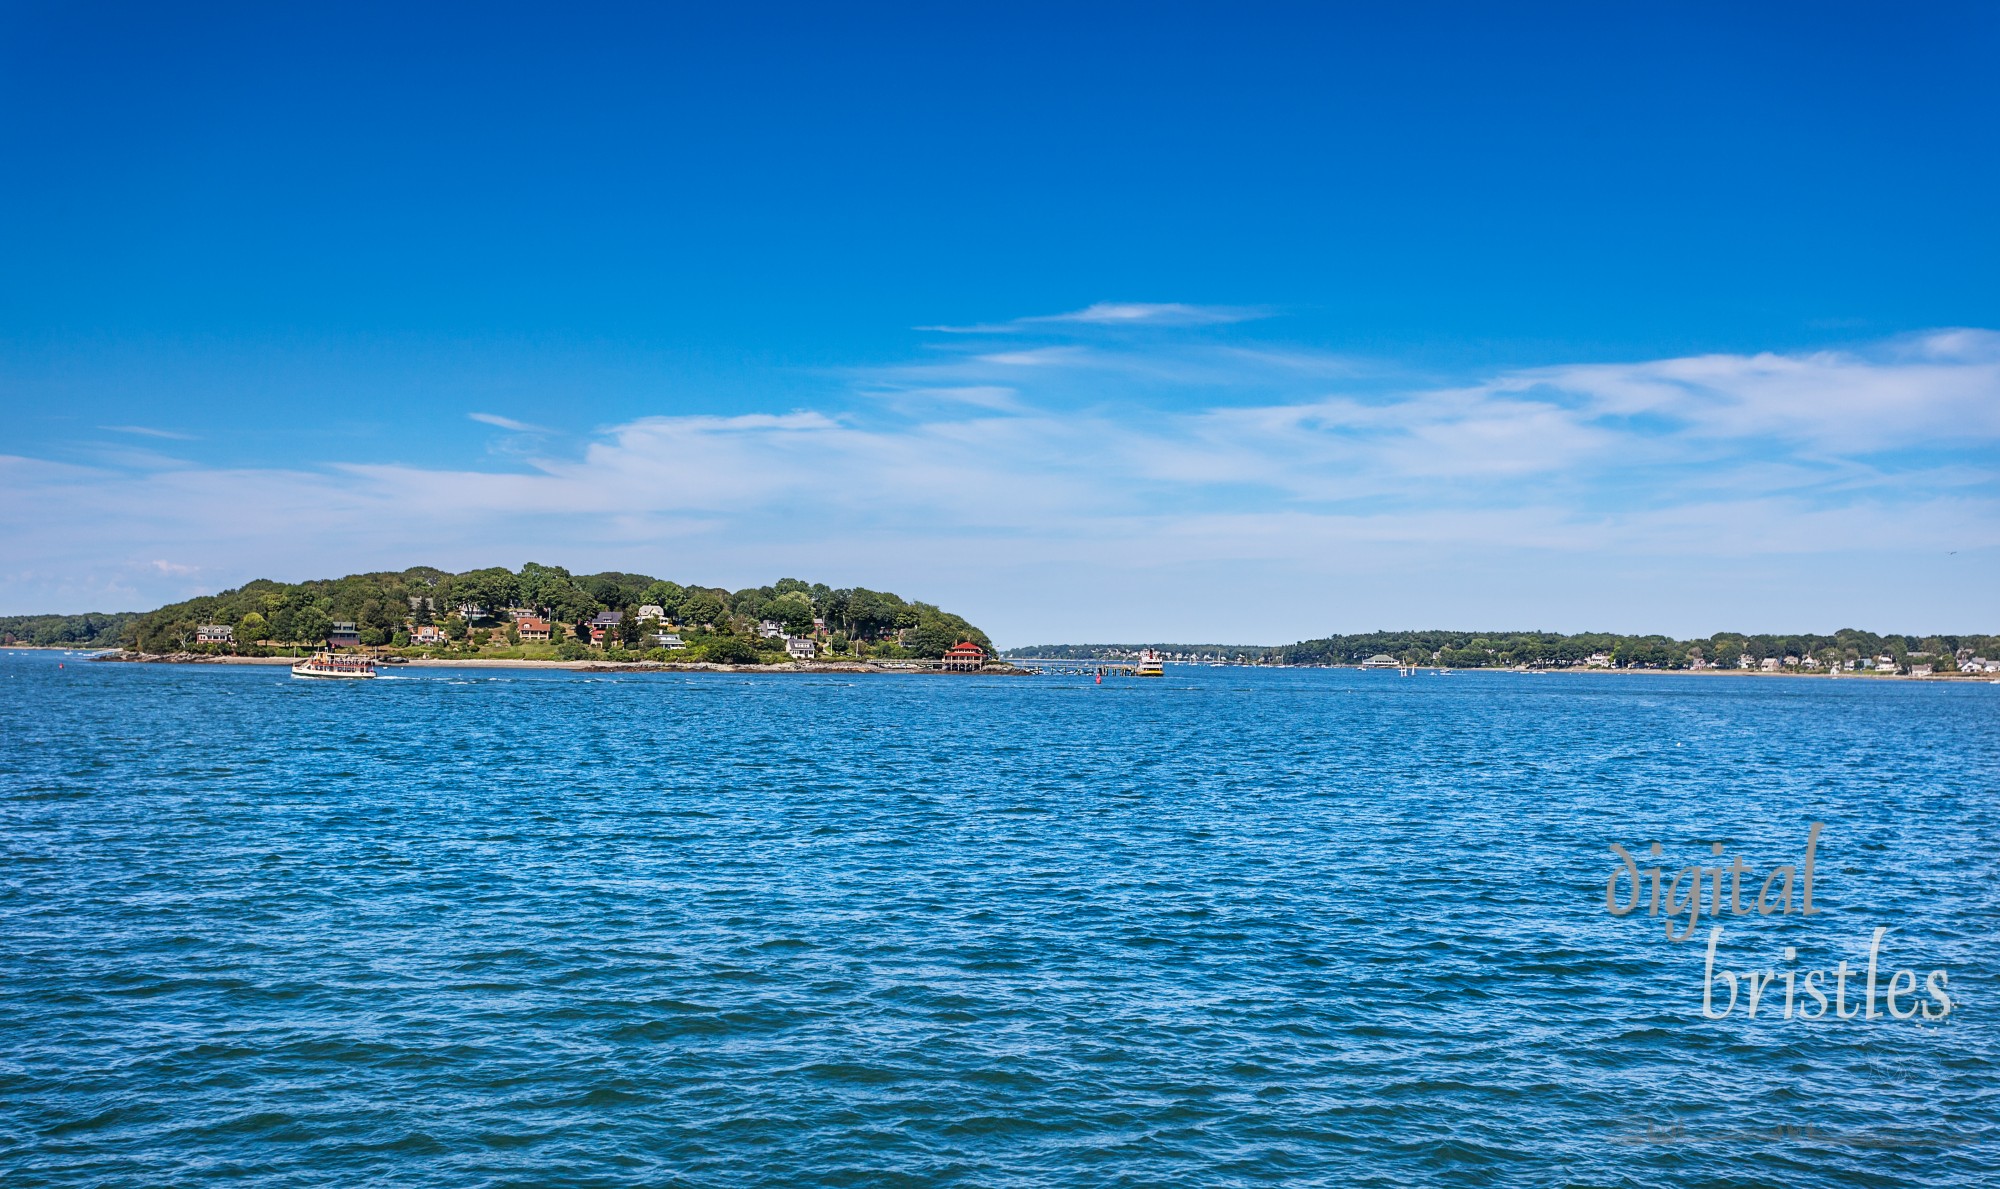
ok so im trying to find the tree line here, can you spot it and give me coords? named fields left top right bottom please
left=1004, top=630, right=1998, bottom=672
left=103, top=564, right=991, bottom=661
left=1002, top=643, right=1270, bottom=661
left=1272, top=629, right=1998, bottom=671
left=0, top=612, right=137, bottom=647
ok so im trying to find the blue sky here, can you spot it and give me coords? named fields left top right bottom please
left=2, top=3, right=1996, bottom=641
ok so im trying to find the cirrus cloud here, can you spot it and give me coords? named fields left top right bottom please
left=919, top=301, right=1270, bottom=334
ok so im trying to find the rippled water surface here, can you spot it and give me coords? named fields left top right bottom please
left=2, top=650, right=1995, bottom=1186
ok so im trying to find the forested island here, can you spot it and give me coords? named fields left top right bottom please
left=1006, top=629, right=1999, bottom=675
left=0, top=612, right=133, bottom=648
left=3, top=565, right=991, bottom=665
left=8, top=585, right=1993, bottom=676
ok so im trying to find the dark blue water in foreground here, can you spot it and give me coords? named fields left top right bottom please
left=2, top=650, right=1995, bottom=1187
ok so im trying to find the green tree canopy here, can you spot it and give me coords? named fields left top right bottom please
left=448, top=567, right=521, bottom=611
left=93, top=565, right=989, bottom=655
left=640, top=580, right=686, bottom=614
left=680, top=590, right=727, bottom=629
left=773, top=591, right=815, bottom=635
left=293, top=606, right=332, bottom=646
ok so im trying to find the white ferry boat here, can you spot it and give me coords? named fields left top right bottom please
left=291, top=651, right=377, bottom=680
left=1134, top=649, right=1165, bottom=678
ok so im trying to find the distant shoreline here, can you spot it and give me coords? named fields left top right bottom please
left=34, top=647, right=1990, bottom=680
left=1286, top=663, right=1985, bottom=681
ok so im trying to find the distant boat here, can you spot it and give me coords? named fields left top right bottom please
left=291, top=652, right=376, bottom=680
left=1134, top=649, right=1166, bottom=678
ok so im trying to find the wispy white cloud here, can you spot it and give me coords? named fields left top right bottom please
left=857, top=385, right=1027, bottom=413
left=1500, top=333, right=2000, bottom=451
left=920, top=301, right=1268, bottom=334
left=79, top=444, right=201, bottom=472
left=100, top=425, right=197, bottom=440
left=1023, top=302, right=1269, bottom=327
left=915, top=320, right=1024, bottom=335
left=469, top=411, right=551, bottom=432
left=973, top=347, right=1095, bottom=368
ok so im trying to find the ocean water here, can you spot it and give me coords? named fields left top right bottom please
left=1, top=649, right=1994, bottom=1187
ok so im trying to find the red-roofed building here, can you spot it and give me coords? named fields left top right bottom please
left=941, top=641, right=985, bottom=671
left=516, top=616, right=551, bottom=642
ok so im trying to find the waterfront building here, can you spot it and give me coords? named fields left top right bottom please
left=942, top=641, right=986, bottom=671
left=196, top=624, right=234, bottom=644
left=588, top=610, right=623, bottom=645
left=516, top=616, right=551, bottom=642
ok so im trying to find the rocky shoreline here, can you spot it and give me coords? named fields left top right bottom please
left=576, top=660, right=1026, bottom=675
left=92, top=650, right=296, bottom=665
left=87, top=650, right=1026, bottom=675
